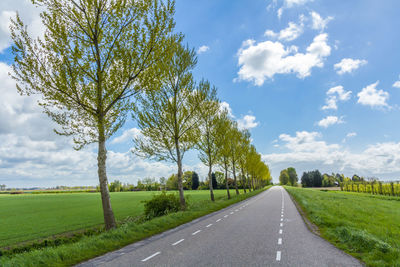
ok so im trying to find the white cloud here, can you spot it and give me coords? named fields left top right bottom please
left=111, top=128, right=142, bottom=144
left=334, top=58, right=367, bottom=75
left=0, top=0, right=44, bottom=53
left=310, top=11, right=333, bottom=31
left=236, top=33, right=331, bottom=86
left=357, top=81, right=389, bottom=108
left=393, top=81, right=400, bottom=88
left=322, top=85, right=352, bottom=110
left=317, top=116, right=344, bottom=128
left=265, top=20, right=304, bottom=42
left=392, top=76, right=400, bottom=88
left=219, top=101, right=235, bottom=118
left=237, top=115, right=259, bottom=130
left=284, top=0, right=313, bottom=8
left=197, top=45, right=209, bottom=54
left=277, top=0, right=313, bottom=18
left=263, top=131, right=400, bottom=182
left=347, top=132, right=357, bottom=138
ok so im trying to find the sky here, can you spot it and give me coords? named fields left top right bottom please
left=1, top=0, right=400, bottom=188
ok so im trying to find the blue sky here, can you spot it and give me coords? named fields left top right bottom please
left=1, top=0, right=400, bottom=187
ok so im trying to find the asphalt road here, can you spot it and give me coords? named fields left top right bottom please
left=79, top=186, right=362, bottom=267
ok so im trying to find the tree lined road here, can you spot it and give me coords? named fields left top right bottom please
left=79, top=187, right=361, bottom=266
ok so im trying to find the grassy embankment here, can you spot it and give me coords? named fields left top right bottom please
left=0, top=187, right=267, bottom=266
left=285, top=186, right=400, bottom=267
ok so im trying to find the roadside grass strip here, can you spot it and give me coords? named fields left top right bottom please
left=285, top=186, right=400, bottom=267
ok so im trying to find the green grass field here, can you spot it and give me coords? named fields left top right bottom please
left=285, top=187, right=400, bottom=267
left=0, top=188, right=266, bottom=266
left=0, top=189, right=242, bottom=248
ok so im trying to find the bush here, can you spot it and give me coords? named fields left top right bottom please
left=143, top=192, right=181, bottom=219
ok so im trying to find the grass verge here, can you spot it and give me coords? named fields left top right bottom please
left=0, top=187, right=269, bottom=266
left=285, top=186, right=400, bottom=267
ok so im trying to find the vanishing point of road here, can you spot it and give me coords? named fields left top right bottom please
left=79, top=186, right=362, bottom=267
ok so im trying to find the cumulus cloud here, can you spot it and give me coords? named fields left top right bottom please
left=265, top=17, right=304, bottom=42
left=317, top=116, right=344, bottom=128
left=322, top=85, right=352, bottom=110
left=237, top=115, right=259, bottom=130
left=310, top=11, right=333, bottom=31
left=197, top=45, right=209, bottom=54
left=263, top=131, right=400, bottom=181
left=111, top=128, right=142, bottom=144
left=0, top=0, right=44, bottom=53
left=219, top=101, right=235, bottom=118
left=277, top=0, right=313, bottom=18
left=334, top=58, right=367, bottom=75
left=357, top=81, right=389, bottom=108
left=236, top=33, right=331, bottom=86
left=392, top=75, right=400, bottom=88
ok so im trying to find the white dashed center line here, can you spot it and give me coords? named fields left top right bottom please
left=280, top=223, right=283, bottom=227
left=141, top=251, right=161, bottom=262
left=216, top=219, right=221, bottom=222
left=172, top=239, right=184, bottom=246
left=224, top=215, right=229, bottom=218
left=206, top=224, right=213, bottom=228
left=279, top=229, right=283, bottom=234
left=278, top=238, right=282, bottom=245
left=276, top=251, right=281, bottom=261
left=235, top=209, right=239, bottom=212
left=280, top=218, right=283, bottom=221
left=230, top=212, right=234, bottom=215
left=192, top=230, right=201, bottom=235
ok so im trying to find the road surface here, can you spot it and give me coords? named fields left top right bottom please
left=79, top=186, right=362, bottom=266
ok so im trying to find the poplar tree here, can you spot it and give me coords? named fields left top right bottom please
left=134, top=43, right=206, bottom=209
left=10, top=0, right=178, bottom=229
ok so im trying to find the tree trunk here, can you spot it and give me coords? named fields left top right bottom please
left=247, top=172, right=252, bottom=192
left=175, top=143, right=186, bottom=209
left=224, top=161, right=230, bottom=199
left=251, top=175, right=255, bottom=191
left=241, top=168, right=246, bottom=193
left=98, top=134, right=116, bottom=230
left=232, top=162, right=239, bottom=195
left=209, top=165, right=215, bottom=201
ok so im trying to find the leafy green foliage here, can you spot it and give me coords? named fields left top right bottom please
left=301, top=170, right=323, bottom=187
left=191, top=172, right=199, bottom=190
left=143, top=192, right=181, bottom=219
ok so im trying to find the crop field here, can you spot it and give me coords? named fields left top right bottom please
left=285, top=187, right=400, bottom=267
left=0, top=189, right=242, bottom=248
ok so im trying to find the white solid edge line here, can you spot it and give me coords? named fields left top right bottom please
left=206, top=224, right=213, bottom=228
left=278, top=238, right=282, bottom=245
left=279, top=229, right=283, bottom=234
left=276, top=251, right=281, bottom=261
left=192, top=230, right=201, bottom=235
left=216, top=219, right=221, bottom=222
left=141, top=251, right=161, bottom=262
left=172, top=239, right=184, bottom=246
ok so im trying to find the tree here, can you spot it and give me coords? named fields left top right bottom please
left=279, top=170, right=289, bottom=185
left=166, top=174, right=178, bottom=190
left=159, top=177, right=166, bottom=191
left=109, top=180, right=122, bottom=192
left=211, top=173, right=218, bottom=189
left=191, top=172, right=199, bottom=190
left=228, top=122, right=242, bottom=195
left=134, top=43, right=207, bottom=209
left=196, top=82, right=221, bottom=201
left=214, top=171, right=224, bottom=188
left=287, top=167, right=298, bottom=185
left=10, top=0, right=178, bottom=230
left=0, top=184, right=5, bottom=191
left=182, top=171, right=193, bottom=190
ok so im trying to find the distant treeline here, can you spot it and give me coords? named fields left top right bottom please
left=107, top=171, right=253, bottom=192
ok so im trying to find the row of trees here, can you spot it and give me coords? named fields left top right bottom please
left=279, top=167, right=298, bottom=186
left=11, top=0, right=271, bottom=230
left=301, top=170, right=376, bottom=188
left=341, top=181, right=400, bottom=196
left=133, top=43, right=272, bottom=205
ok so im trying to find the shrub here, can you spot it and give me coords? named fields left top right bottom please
left=143, top=192, right=181, bottom=219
